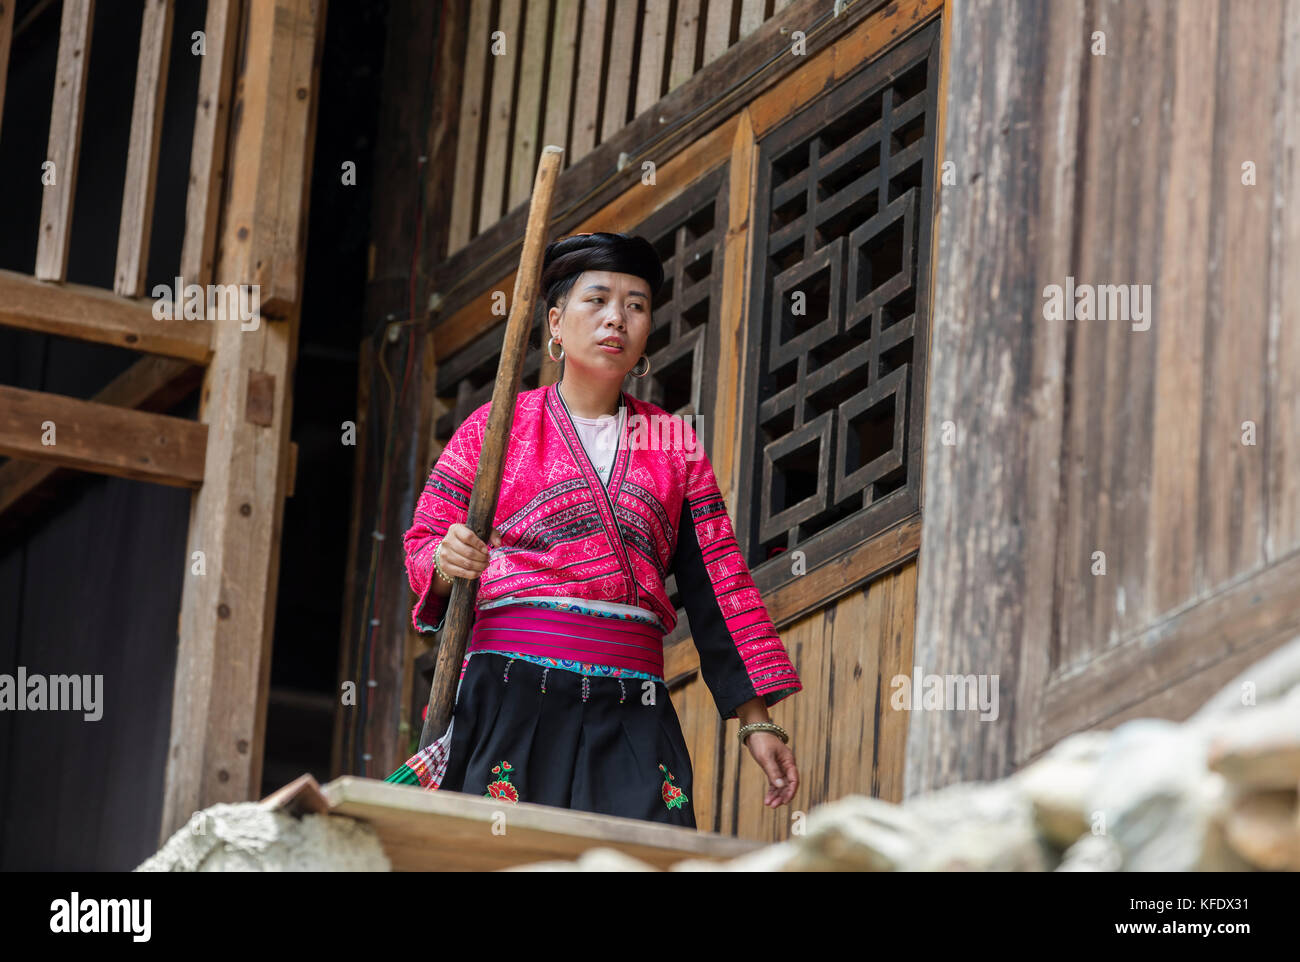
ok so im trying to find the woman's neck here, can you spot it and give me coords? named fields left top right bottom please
left=557, top=375, right=622, bottom=419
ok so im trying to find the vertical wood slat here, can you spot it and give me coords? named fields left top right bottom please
left=0, top=0, right=14, bottom=139
left=180, top=0, right=242, bottom=289
left=1199, top=1, right=1279, bottom=590
left=738, top=0, right=764, bottom=40
left=263, top=0, right=328, bottom=315
left=600, top=0, right=638, bottom=141
left=1146, top=0, right=1217, bottom=624
left=35, top=0, right=95, bottom=282
left=448, top=0, right=492, bottom=252
left=702, top=0, right=733, bottom=66
left=507, top=0, right=549, bottom=209
left=542, top=0, right=580, bottom=164
left=115, top=0, right=174, bottom=297
left=570, top=0, right=607, bottom=161
left=635, top=0, right=670, bottom=118
left=668, top=0, right=701, bottom=93
left=477, top=0, right=521, bottom=233
left=1267, top=0, right=1300, bottom=560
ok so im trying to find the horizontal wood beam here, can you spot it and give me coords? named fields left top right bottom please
left=0, top=355, right=201, bottom=532
left=0, top=384, right=207, bottom=487
left=766, top=514, right=923, bottom=628
left=0, top=269, right=214, bottom=363
left=1040, top=546, right=1300, bottom=747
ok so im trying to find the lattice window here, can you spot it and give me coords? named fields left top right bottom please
left=736, top=22, right=940, bottom=593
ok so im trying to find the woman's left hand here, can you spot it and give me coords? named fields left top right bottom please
left=746, top=732, right=798, bottom=808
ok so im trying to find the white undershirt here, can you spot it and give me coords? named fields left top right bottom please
left=569, top=404, right=624, bottom=487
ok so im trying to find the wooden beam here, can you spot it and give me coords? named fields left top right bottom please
left=115, top=0, right=174, bottom=297
left=0, top=384, right=207, bottom=486
left=0, top=355, right=200, bottom=523
left=905, top=0, right=1085, bottom=796
left=1042, top=547, right=1300, bottom=746
left=160, top=0, right=327, bottom=845
left=0, top=269, right=214, bottom=362
left=312, top=775, right=761, bottom=871
left=180, top=0, right=241, bottom=289
left=34, top=0, right=94, bottom=282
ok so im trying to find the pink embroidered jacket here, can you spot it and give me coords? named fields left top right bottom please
left=404, top=381, right=802, bottom=719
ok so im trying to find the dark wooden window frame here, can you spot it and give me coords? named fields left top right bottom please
left=735, top=21, right=941, bottom=600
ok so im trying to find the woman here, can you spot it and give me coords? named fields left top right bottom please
left=384, top=232, right=801, bottom=828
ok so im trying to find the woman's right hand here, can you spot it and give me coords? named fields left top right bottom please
left=436, top=523, right=503, bottom=579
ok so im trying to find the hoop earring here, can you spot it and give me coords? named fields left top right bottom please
left=631, top=355, right=650, bottom=378
left=547, top=336, right=565, bottom=362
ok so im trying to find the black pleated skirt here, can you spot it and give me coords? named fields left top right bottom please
left=438, top=652, right=696, bottom=829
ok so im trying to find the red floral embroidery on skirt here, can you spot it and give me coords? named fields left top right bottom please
left=659, top=763, right=688, bottom=810
left=485, top=760, right=519, bottom=804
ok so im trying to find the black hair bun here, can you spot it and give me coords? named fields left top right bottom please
left=540, top=231, right=665, bottom=305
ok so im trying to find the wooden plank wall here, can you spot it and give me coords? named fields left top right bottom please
left=680, top=560, right=917, bottom=838
left=908, top=0, right=1300, bottom=795
left=447, top=0, right=800, bottom=252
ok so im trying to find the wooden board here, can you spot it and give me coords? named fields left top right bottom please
left=274, top=775, right=764, bottom=871
left=909, top=0, right=1300, bottom=794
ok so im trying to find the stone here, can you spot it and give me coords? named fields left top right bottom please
left=792, top=794, right=929, bottom=871
left=503, top=847, right=661, bottom=871
left=1083, top=718, right=1235, bottom=871
left=1221, top=790, right=1300, bottom=871
left=1011, top=730, right=1109, bottom=848
left=671, top=841, right=803, bottom=871
left=136, top=802, right=389, bottom=872
left=903, top=780, right=1052, bottom=871
left=1204, top=687, right=1300, bottom=790
left=1055, top=833, right=1124, bottom=872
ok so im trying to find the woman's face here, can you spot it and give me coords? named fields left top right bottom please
left=548, top=270, right=652, bottom=381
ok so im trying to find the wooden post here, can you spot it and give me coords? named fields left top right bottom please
left=160, top=0, right=327, bottom=844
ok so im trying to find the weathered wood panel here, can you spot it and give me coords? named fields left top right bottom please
left=909, top=0, right=1300, bottom=794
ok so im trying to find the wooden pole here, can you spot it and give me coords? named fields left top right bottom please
left=418, top=145, right=564, bottom=751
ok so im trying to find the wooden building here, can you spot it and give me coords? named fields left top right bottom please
left=1, top=0, right=1297, bottom=868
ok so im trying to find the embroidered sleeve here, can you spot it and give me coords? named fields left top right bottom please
left=669, top=433, right=803, bottom=720
left=405, top=404, right=490, bottom=633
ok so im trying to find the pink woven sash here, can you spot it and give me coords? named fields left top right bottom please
left=467, top=604, right=665, bottom=677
